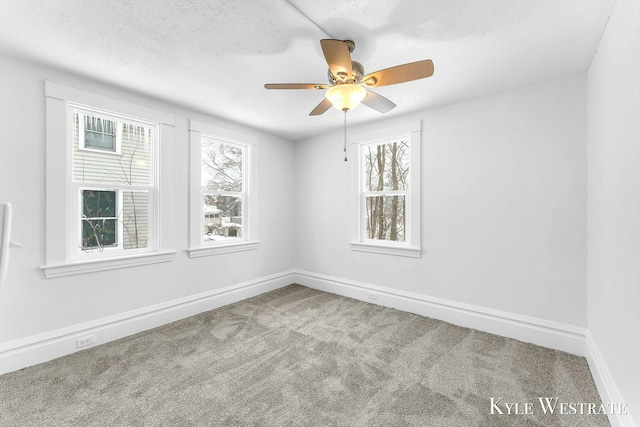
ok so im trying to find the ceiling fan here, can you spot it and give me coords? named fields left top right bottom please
left=264, top=39, right=434, bottom=116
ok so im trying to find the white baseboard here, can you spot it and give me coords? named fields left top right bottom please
left=0, top=269, right=596, bottom=377
left=586, top=331, right=637, bottom=427
left=292, top=269, right=587, bottom=356
left=0, top=270, right=295, bottom=375
left=4, top=268, right=631, bottom=426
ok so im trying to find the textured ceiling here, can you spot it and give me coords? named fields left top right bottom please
left=0, top=0, right=615, bottom=141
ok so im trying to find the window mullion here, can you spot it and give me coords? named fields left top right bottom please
left=362, top=190, right=408, bottom=197
left=75, top=183, right=152, bottom=191
left=204, top=191, right=243, bottom=197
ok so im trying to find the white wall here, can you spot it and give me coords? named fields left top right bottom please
left=295, top=73, right=588, bottom=327
left=0, top=54, right=296, bottom=344
left=2, top=18, right=637, bottom=421
left=587, top=0, right=640, bottom=425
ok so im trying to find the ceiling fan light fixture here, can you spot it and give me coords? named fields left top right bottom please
left=325, top=84, right=367, bottom=111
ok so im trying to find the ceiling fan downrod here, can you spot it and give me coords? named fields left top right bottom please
left=343, top=109, right=348, bottom=162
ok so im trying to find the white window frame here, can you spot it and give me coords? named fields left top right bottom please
left=350, top=121, right=421, bottom=258
left=42, top=81, right=176, bottom=278
left=188, top=119, right=259, bottom=257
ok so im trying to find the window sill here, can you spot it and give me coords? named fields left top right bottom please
left=350, top=242, right=421, bottom=258
left=41, top=251, right=177, bottom=279
left=187, top=241, right=260, bottom=258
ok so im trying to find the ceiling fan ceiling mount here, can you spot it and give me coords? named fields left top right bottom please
left=264, top=39, right=434, bottom=116
left=343, top=39, right=356, bottom=53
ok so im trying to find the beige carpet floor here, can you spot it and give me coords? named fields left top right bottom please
left=0, top=284, right=609, bottom=426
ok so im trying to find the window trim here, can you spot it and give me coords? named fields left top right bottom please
left=187, top=119, right=260, bottom=257
left=42, top=81, right=176, bottom=278
left=350, top=121, right=421, bottom=258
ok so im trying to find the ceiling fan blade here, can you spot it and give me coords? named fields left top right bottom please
left=264, top=83, right=328, bottom=90
left=320, top=39, right=352, bottom=79
left=362, top=90, right=396, bottom=113
left=362, top=59, right=434, bottom=88
left=309, top=98, right=333, bottom=116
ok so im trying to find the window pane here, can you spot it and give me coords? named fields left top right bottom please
left=82, top=190, right=116, bottom=218
left=85, top=130, right=115, bottom=150
left=363, top=141, right=410, bottom=192
left=73, top=112, right=154, bottom=186
left=201, top=140, right=243, bottom=192
left=365, top=195, right=406, bottom=242
left=203, top=194, right=242, bottom=241
left=121, top=191, right=149, bottom=250
left=82, top=190, right=117, bottom=250
left=82, top=219, right=117, bottom=249
left=84, top=116, right=116, bottom=150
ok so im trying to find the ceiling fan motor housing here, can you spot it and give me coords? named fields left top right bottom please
left=328, top=60, right=364, bottom=86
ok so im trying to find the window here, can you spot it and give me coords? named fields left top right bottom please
left=202, top=139, right=245, bottom=242
left=188, top=120, right=259, bottom=257
left=43, top=81, right=176, bottom=278
left=363, top=140, right=410, bottom=242
left=79, top=114, right=121, bottom=153
left=71, top=108, right=155, bottom=258
left=350, top=121, right=421, bottom=257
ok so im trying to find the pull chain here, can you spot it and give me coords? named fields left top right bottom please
left=343, top=109, right=348, bottom=162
